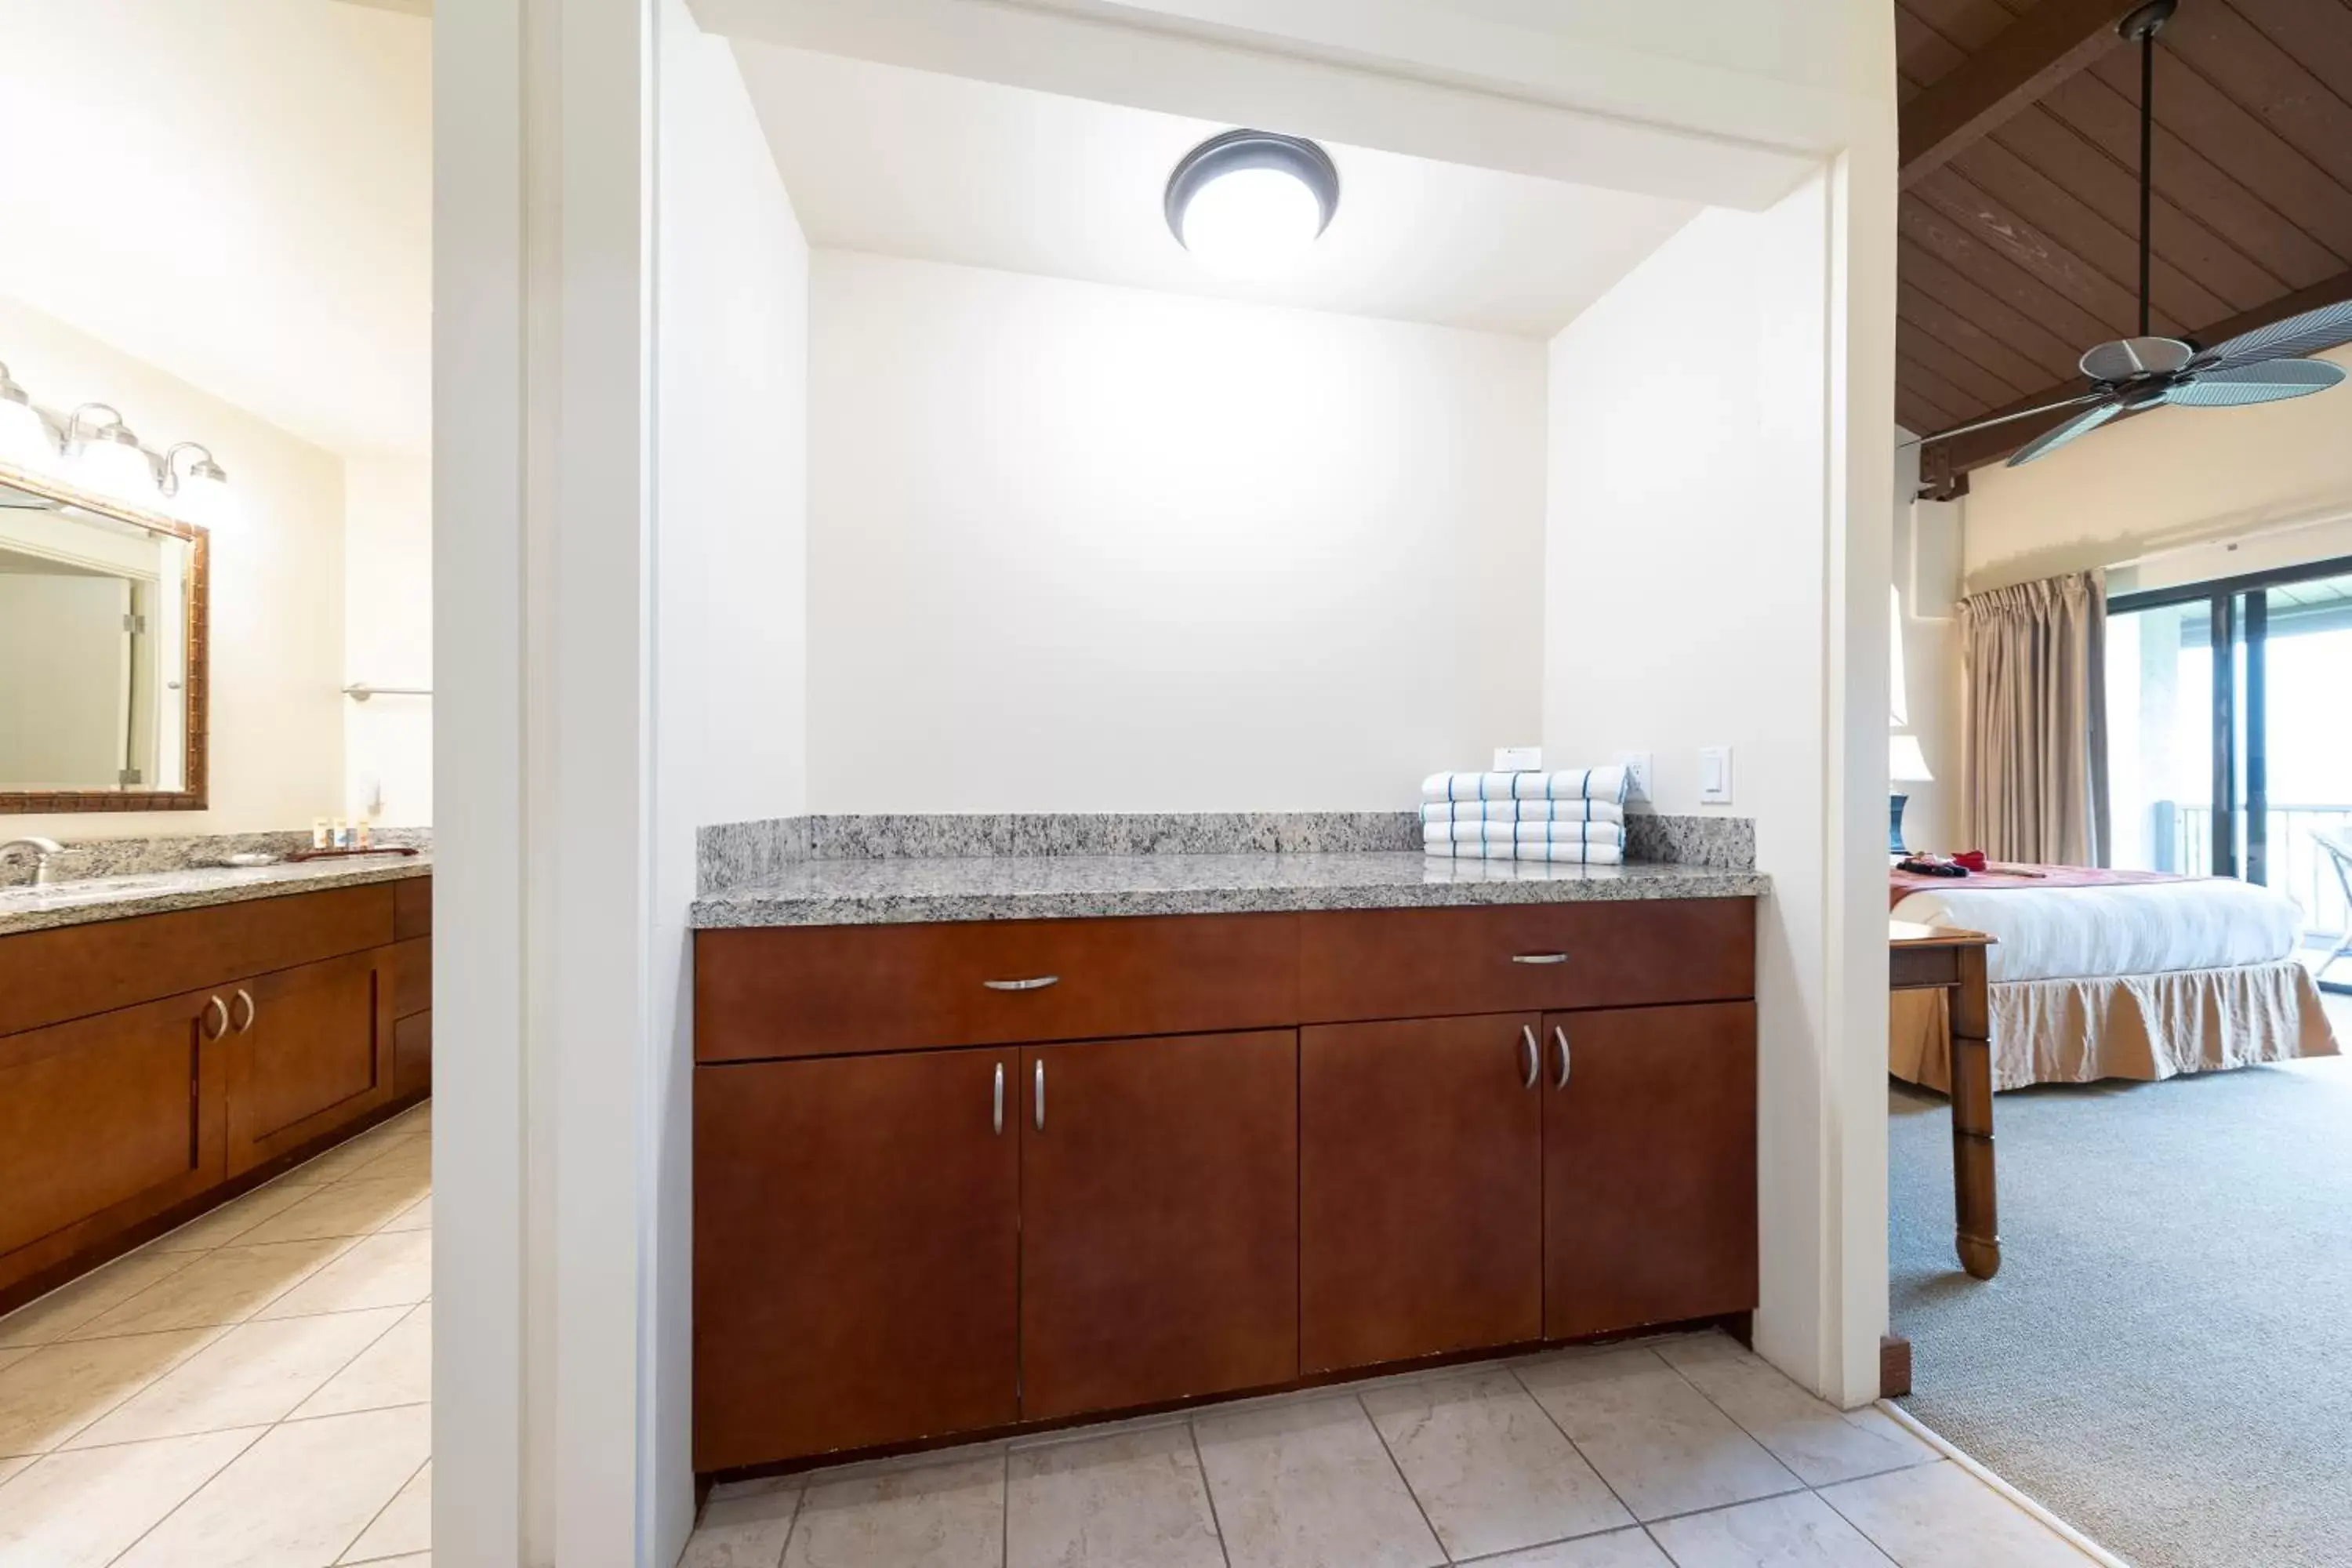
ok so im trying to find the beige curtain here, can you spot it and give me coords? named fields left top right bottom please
left=1958, top=568, right=2109, bottom=865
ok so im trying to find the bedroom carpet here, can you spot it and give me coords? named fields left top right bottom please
left=1892, top=1001, right=2352, bottom=1568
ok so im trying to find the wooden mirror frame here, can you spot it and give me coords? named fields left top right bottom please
left=0, top=459, right=209, bottom=815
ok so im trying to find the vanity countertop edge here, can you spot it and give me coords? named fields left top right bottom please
left=0, top=855, right=434, bottom=938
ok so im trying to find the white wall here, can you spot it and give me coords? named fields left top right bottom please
left=1544, top=169, right=1893, bottom=1403
left=344, top=456, right=434, bottom=826
left=1, top=293, right=346, bottom=838
left=648, top=6, right=809, bottom=1559
left=807, top=251, right=1546, bottom=812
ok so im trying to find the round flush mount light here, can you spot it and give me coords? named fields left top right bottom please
left=1164, top=129, right=1339, bottom=274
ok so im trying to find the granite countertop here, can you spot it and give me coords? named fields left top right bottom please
left=0, top=854, right=432, bottom=938
left=691, top=851, right=1768, bottom=929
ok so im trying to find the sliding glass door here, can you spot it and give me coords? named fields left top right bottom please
left=2108, top=557, right=2352, bottom=992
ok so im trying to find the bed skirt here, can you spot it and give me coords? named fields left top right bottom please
left=1889, top=959, right=2340, bottom=1093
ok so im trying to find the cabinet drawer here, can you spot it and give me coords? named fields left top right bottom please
left=1297, top=899, right=1754, bottom=1022
left=695, top=913, right=1299, bottom=1062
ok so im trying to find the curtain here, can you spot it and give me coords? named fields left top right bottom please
left=1958, top=568, right=2109, bottom=866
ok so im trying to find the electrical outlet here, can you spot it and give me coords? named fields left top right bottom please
left=1698, top=746, right=1734, bottom=805
left=1619, top=752, right=1653, bottom=804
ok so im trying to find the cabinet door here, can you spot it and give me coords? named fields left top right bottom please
left=1300, top=1016, right=1541, bottom=1373
left=1543, top=1001, right=1757, bottom=1341
left=1021, top=1031, right=1298, bottom=1421
left=694, top=1048, right=1019, bottom=1471
left=226, top=949, right=392, bottom=1177
left=0, top=989, right=226, bottom=1293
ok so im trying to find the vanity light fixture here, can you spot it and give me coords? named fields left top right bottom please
left=63, top=403, right=158, bottom=507
left=0, top=362, right=50, bottom=471
left=162, top=442, right=233, bottom=531
left=1164, top=129, right=1339, bottom=275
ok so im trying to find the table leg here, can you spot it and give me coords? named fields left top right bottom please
left=1948, top=946, right=2000, bottom=1279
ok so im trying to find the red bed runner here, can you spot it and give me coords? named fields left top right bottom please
left=1889, top=862, right=2189, bottom=910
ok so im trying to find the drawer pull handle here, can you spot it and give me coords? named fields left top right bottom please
left=203, top=995, right=229, bottom=1040
left=1512, top=952, right=1569, bottom=965
left=1520, top=1024, right=1539, bottom=1088
left=1553, top=1025, right=1572, bottom=1090
left=993, top=1062, right=1005, bottom=1136
left=231, top=989, right=256, bottom=1033
left=984, top=975, right=1059, bottom=992
left=1034, top=1058, right=1047, bottom=1132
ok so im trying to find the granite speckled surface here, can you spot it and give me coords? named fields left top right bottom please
left=0, top=853, right=432, bottom=937
left=690, top=851, right=1766, bottom=929
left=0, top=827, right=431, bottom=890
left=1624, top=814, right=1755, bottom=872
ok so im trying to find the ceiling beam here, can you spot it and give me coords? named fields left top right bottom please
left=1899, top=0, right=2141, bottom=188
left=1919, top=269, right=2352, bottom=481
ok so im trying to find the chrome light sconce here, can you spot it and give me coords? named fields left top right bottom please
left=162, top=442, right=232, bottom=530
left=63, top=402, right=159, bottom=506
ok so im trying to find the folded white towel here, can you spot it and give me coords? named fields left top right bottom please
left=1421, top=800, right=1624, bottom=826
left=1424, top=821, right=1624, bottom=847
left=1423, top=840, right=1624, bottom=865
left=1421, top=768, right=1630, bottom=805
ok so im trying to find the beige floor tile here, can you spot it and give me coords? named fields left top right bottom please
left=1817, top=1461, right=2095, bottom=1567
left=1657, top=1341, right=1938, bottom=1486
left=1006, top=1421, right=1224, bottom=1568
left=150, top=1180, right=320, bottom=1253
left=1473, top=1529, right=1675, bottom=1568
left=343, top=1458, right=431, bottom=1562
left=0, top=1250, right=201, bottom=1347
left=1515, top=1348, right=1801, bottom=1523
left=256, top=1230, right=433, bottom=1319
left=0, top=1329, right=219, bottom=1456
left=284, top=1129, right=412, bottom=1184
left=1648, top=1490, right=1893, bottom=1566
left=113, top=1402, right=432, bottom=1568
left=293, top=1303, right=431, bottom=1419
left=66, top=1240, right=350, bottom=1339
left=1361, top=1370, right=1631, bottom=1559
left=380, top=1194, right=433, bottom=1233
left=344, top=1138, right=432, bottom=1187
left=234, top=1176, right=430, bottom=1246
left=0, top=1454, right=31, bottom=1486
left=358, top=1557, right=428, bottom=1568
left=1193, top=1395, right=1444, bottom=1568
left=684, top=1476, right=803, bottom=1568
left=67, top=1308, right=408, bottom=1449
left=782, top=1453, right=1005, bottom=1568
left=0, top=1428, right=262, bottom=1568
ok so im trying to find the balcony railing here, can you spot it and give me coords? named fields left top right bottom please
left=2154, top=801, right=2352, bottom=946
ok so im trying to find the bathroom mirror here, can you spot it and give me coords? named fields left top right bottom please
left=0, top=459, right=206, bottom=813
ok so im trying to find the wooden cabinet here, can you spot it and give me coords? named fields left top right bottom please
left=694, top=1048, right=1019, bottom=1472
left=1300, top=1015, right=1542, bottom=1373
left=1020, top=1031, right=1298, bottom=1420
left=1542, top=1001, right=1759, bottom=1341
left=226, top=949, right=394, bottom=1178
left=0, top=989, right=225, bottom=1276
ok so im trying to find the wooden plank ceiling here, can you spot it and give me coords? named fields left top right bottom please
left=1896, top=0, right=2352, bottom=478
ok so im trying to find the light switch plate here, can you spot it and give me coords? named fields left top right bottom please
left=1619, top=752, right=1653, bottom=803
left=1698, top=746, right=1733, bottom=805
left=1494, top=746, right=1542, bottom=772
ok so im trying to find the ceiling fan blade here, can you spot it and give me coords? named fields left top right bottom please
left=2165, top=357, right=2347, bottom=407
left=2006, top=398, right=2126, bottom=466
left=1921, top=391, right=2107, bottom=448
left=2079, top=336, right=2192, bottom=383
left=2194, top=299, right=2352, bottom=371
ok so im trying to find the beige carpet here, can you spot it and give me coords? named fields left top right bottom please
left=1891, top=995, right=2352, bottom=1568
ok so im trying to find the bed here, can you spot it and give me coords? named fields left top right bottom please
left=1888, top=865, right=2340, bottom=1092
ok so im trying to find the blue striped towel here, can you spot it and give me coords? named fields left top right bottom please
left=1425, top=821, right=1624, bottom=848
left=1422, top=839, right=1624, bottom=865
left=1421, top=799, right=1624, bottom=826
left=1421, top=767, right=1631, bottom=805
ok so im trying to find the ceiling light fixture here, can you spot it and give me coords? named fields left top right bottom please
left=64, top=403, right=158, bottom=507
left=1164, top=129, right=1339, bottom=275
left=162, top=442, right=233, bottom=532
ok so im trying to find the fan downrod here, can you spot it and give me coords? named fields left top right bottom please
left=2119, top=0, right=2176, bottom=42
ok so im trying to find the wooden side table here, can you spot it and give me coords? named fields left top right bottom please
left=1889, top=920, right=2001, bottom=1282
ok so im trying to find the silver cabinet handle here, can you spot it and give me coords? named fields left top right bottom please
left=203, top=995, right=228, bottom=1039
left=1519, top=1024, right=1539, bottom=1088
left=1034, top=1058, right=1046, bottom=1131
left=1553, top=1025, right=1572, bottom=1090
left=984, top=975, right=1059, bottom=992
left=993, top=1062, right=1005, bottom=1135
left=231, top=989, right=256, bottom=1033
left=1512, top=952, right=1569, bottom=965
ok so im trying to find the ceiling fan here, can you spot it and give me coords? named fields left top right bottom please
left=1931, top=0, right=2352, bottom=467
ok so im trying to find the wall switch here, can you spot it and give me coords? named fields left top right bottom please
left=1494, top=746, right=1542, bottom=772
left=1697, top=746, right=1733, bottom=805
left=1619, top=752, right=1653, bottom=804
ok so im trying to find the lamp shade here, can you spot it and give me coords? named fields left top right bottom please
left=74, top=426, right=158, bottom=506
left=1889, top=733, right=1934, bottom=784
left=0, top=394, right=49, bottom=472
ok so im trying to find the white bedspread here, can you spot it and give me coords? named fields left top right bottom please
left=1889, top=878, right=2303, bottom=982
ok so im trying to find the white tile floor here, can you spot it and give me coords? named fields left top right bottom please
left=0, top=1102, right=431, bottom=1568
left=684, top=1334, right=2113, bottom=1568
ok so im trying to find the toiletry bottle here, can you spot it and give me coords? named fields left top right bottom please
left=313, top=818, right=331, bottom=851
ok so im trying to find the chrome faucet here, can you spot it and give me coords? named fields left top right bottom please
left=0, top=837, right=67, bottom=886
